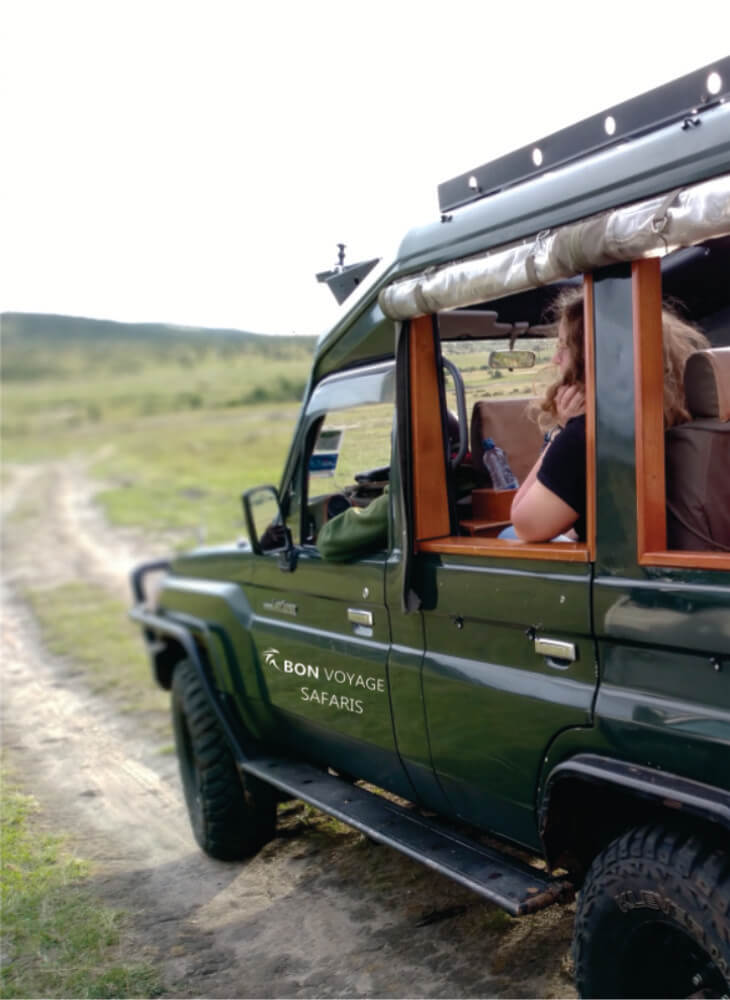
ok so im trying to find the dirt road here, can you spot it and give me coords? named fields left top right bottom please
left=1, top=462, right=576, bottom=998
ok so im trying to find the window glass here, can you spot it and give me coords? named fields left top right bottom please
left=303, top=399, right=395, bottom=546
left=441, top=332, right=558, bottom=480
left=442, top=336, right=556, bottom=420
left=285, top=363, right=395, bottom=547
left=310, top=402, right=393, bottom=491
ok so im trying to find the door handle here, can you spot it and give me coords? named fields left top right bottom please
left=347, top=608, right=373, bottom=626
left=534, top=637, right=577, bottom=662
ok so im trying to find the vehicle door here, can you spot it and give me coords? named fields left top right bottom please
left=245, top=362, right=414, bottom=795
left=394, top=299, right=599, bottom=851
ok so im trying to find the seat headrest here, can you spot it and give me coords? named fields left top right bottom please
left=684, top=347, right=730, bottom=421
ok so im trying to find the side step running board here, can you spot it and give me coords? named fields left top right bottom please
left=240, top=755, right=573, bottom=917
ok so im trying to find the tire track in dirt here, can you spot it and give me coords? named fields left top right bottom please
left=1, top=461, right=576, bottom=998
left=3, top=459, right=168, bottom=600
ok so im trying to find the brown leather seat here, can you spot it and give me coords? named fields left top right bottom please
left=470, top=397, right=544, bottom=486
left=666, top=347, right=730, bottom=551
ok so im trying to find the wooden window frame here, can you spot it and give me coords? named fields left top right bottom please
left=633, top=257, right=730, bottom=570
left=409, top=278, right=596, bottom=564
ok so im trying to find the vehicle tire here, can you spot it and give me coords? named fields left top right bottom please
left=171, top=658, right=277, bottom=861
left=573, top=825, right=730, bottom=999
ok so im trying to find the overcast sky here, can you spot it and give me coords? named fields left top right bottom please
left=2, top=1, right=728, bottom=336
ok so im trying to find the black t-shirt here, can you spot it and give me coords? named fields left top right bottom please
left=537, top=415, right=586, bottom=541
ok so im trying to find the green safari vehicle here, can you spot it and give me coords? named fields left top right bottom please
left=131, top=59, right=730, bottom=998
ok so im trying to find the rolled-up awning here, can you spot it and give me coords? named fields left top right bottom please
left=378, top=174, right=730, bottom=320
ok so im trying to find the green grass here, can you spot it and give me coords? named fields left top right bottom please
left=91, top=403, right=301, bottom=547
left=0, top=311, right=315, bottom=382
left=0, top=768, right=162, bottom=998
left=1, top=323, right=313, bottom=466
left=1, top=362, right=308, bottom=549
left=23, top=583, right=167, bottom=720
left=2, top=355, right=309, bottom=434
left=2, top=317, right=312, bottom=547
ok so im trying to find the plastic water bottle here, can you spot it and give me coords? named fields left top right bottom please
left=482, top=438, right=519, bottom=489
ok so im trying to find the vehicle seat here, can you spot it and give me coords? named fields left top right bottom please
left=665, top=347, right=730, bottom=551
left=470, top=397, right=544, bottom=486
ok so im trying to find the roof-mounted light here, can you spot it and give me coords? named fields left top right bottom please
left=437, top=56, right=730, bottom=214
left=707, top=70, right=722, bottom=96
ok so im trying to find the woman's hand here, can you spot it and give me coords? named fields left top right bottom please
left=555, top=384, right=585, bottom=426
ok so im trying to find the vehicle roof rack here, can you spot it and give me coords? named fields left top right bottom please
left=438, top=57, right=730, bottom=215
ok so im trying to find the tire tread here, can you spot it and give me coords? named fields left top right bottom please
left=574, top=823, right=730, bottom=998
left=172, top=659, right=276, bottom=861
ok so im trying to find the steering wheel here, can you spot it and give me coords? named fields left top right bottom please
left=326, top=493, right=351, bottom=520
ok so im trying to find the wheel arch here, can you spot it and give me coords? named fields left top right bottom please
left=540, top=753, right=730, bottom=879
left=130, top=602, right=205, bottom=689
left=153, top=634, right=188, bottom=689
left=130, top=604, right=263, bottom=760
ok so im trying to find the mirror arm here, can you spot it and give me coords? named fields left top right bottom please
left=278, top=539, right=299, bottom=572
left=277, top=526, right=298, bottom=571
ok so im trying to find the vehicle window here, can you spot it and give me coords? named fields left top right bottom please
left=409, top=280, right=594, bottom=562
left=302, top=399, right=394, bottom=546
left=441, top=335, right=557, bottom=420
left=441, top=332, right=557, bottom=480
left=633, top=241, right=730, bottom=570
left=283, top=363, right=395, bottom=546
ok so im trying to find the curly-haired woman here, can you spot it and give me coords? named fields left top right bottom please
left=509, top=287, right=708, bottom=543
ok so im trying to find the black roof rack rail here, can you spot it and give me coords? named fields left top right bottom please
left=438, top=57, right=730, bottom=215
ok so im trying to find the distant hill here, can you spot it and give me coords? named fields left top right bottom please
left=0, top=312, right=317, bottom=381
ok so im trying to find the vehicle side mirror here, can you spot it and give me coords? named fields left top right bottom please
left=241, top=485, right=298, bottom=570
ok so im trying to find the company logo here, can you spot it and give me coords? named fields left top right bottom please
left=262, top=649, right=320, bottom=679
left=260, top=646, right=385, bottom=717
left=263, top=648, right=281, bottom=671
